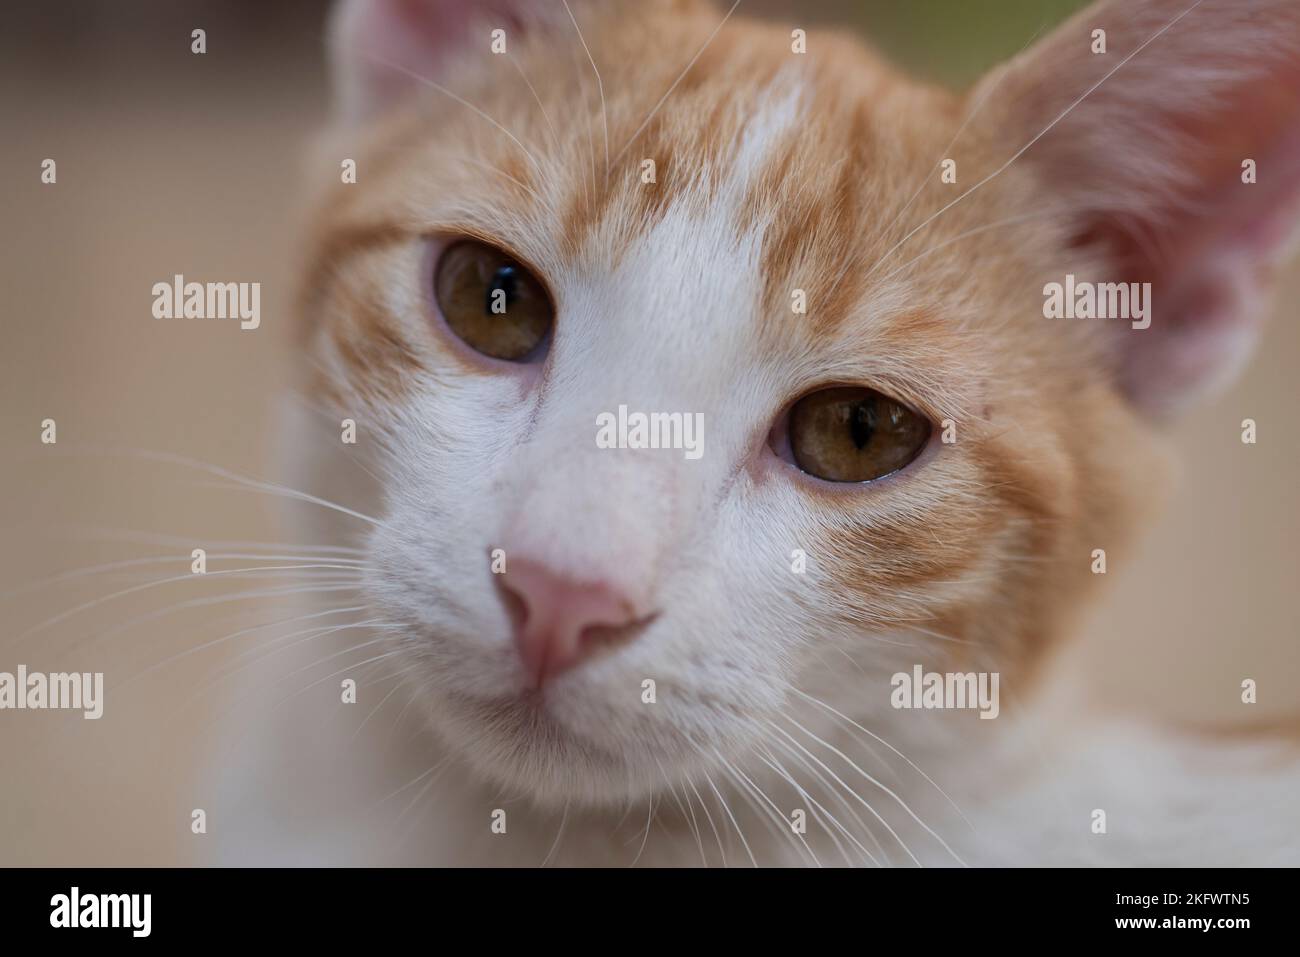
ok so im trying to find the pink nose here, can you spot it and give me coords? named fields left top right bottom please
left=498, top=557, right=640, bottom=687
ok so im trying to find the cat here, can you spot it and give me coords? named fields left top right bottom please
left=209, top=0, right=1300, bottom=866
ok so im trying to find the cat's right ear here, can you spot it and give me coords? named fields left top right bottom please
left=972, top=0, right=1300, bottom=417
left=329, top=0, right=549, bottom=123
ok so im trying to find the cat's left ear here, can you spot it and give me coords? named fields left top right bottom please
left=974, top=0, right=1300, bottom=416
left=329, top=0, right=560, bottom=123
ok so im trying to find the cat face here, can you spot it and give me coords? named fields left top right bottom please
left=299, top=0, right=1300, bottom=806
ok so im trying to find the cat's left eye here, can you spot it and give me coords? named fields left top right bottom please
left=433, top=240, right=553, bottom=361
left=785, top=386, right=931, bottom=483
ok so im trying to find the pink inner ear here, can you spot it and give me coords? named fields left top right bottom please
left=1089, top=79, right=1300, bottom=417
left=332, top=0, right=529, bottom=122
left=1120, top=249, right=1264, bottom=416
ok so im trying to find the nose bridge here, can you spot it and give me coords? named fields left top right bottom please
left=495, top=221, right=756, bottom=597
left=496, top=353, right=715, bottom=603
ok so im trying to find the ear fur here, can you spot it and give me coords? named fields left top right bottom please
left=975, top=0, right=1300, bottom=415
left=329, top=0, right=563, bottom=123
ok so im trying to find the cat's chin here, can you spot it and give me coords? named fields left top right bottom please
left=420, top=687, right=708, bottom=808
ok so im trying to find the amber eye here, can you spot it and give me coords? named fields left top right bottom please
left=433, top=240, right=552, bottom=361
left=788, top=386, right=930, bottom=482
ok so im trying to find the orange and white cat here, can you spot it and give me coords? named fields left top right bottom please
left=211, top=0, right=1300, bottom=865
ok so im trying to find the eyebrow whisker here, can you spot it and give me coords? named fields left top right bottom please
left=562, top=0, right=609, bottom=185
left=611, top=0, right=744, bottom=170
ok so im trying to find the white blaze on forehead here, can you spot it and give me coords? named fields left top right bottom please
left=718, top=72, right=806, bottom=211
left=567, top=70, right=808, bottom=361
left=493, top=78, right=811, bottom=587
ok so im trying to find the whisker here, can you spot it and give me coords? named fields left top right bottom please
left=281, top=390, right=401, bottom=489
left=873, top=18, right=1052, bottom=252
left=111, top=603, right=370, bottom=690
left=541, top=801, right=571, bottom=868
left=567, top=39, right=599, bottom=205
left=350, top=677, right=405, bottom=741
left=875, top=207, right=1087, bottom=287
left=356, top=47, right=547, bottom=185
left=10, top=564, right=363, bottom=649
left=373, top=757, right=449, bottom=809
left=715, top=746, right=820, bottom=867
left=507, top=53, right=562, bottom=158
left=55, top=526, right=364, bottom=556
left=902, top=624, right=975, bottom=647
left=50, top=582, right=365, bottom=662
left=791, top=686, right=974, bottom=830
left=699, top=765, right=756, bottom=868
left=274, top=628, right=404, bottom=681
left=753, top=744, right=867, bottom=867
left=685, top=775, right=727, bottom=868
left=654, top=755, right=707, bottom=867
left=393, top=758, right=451, bottom=833
left=780, top=714, right=967, bottom=866
left=866, top=0, right=1208, bottom=277
left=562, top=0, right=608, bottom=183
left=155, top=617, right=396, bottom=728
left=765, top=732, right=889, bottom=866
left=611, top=0, right=743, bottom=169
left=270, top=649, right=407, bottom=711
left=767, top=717, right=922, bottom=866
left=45, top=446, right=386, bottom=528
left=211, top=619, right=395, bottom=688
left=0, top=552, right=364, bottom=606
left=629, top=795, right=656, bottom=867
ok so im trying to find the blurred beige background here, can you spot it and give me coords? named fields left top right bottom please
left=1, top=0, right=1295, bottom=865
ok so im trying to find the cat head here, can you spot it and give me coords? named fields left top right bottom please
left=298, top=0, right=1300, bottom=806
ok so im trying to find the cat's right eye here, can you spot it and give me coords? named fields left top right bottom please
left=433, top=240, right=553, bottom=361
left=785, top=386, right=931, bottom=483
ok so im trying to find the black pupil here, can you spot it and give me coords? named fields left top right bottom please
left=849, top=398, right=875, bottom=450
left=485, top=264, right=518, bottom=315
